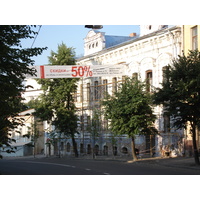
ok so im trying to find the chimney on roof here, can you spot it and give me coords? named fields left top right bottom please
left=129, top=33, right=137, bottom=37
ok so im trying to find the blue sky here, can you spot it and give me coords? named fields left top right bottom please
left=22, top=25, right=140, bottom=66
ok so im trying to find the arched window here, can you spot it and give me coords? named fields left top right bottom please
left=122, top=147, right=128, bottom=154
left=87, top=144, right=91, bottom=154
left=113, top=146, right=117, bottom=156
left=103, top=145, right=108, bottom=155
left=94, top=144, right=99, bottom=155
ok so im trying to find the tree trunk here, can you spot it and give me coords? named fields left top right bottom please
left=131, top=136, right=138, bottom=161
left=191, top=125, right=200, bottom=165
left=150, top=134, right=153, bottom=157
left=71, top=134, right=79, bottom=158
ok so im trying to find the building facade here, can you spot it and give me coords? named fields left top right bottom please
left=74, top=25, right=184, bottom=157
left=182, top=25, right=200, bottom=156
left=0, top=109, right=45, bottom=157
left=22, top=78, right=43, bottom=104
left=183, top=25, right=200, bottom=55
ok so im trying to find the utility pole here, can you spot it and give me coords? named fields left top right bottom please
left=81, top=77, right=85, bottom=154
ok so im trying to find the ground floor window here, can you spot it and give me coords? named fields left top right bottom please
left=80, top=143, right=84, bottom=153
left=103, top=145, right=108, bottom=155
left=66, top=142, right=70, bottom=152
left=87, top=144, right=91, bottom=154
left=94, top=144, right=99, bottom=155
left=122, top=147, right=128, bottom=154
left=113, top=146, right=117, bottom=156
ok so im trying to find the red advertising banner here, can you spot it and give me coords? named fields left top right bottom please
left=27, top=65, right=125, bottom=79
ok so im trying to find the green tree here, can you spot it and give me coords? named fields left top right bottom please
left=102, top=77, right=157, bottom=161
left=0, top=25, right=46, bottom=157
left=154, top=50, right=200, bottom=165
left=34, top=43, right=79, bottom=157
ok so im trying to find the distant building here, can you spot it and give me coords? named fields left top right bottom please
left=182, top=25, right=200, bottom=156
left=0, top=109, right=44, bottom=157
left=22, top=79, right=43, bottom=104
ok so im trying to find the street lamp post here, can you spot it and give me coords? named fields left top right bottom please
left=85, top=25, right=103, bottom=30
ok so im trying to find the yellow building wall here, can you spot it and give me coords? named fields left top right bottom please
left=183, top=25, right=200, bottom=55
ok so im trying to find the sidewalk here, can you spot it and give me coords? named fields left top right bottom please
left=128, top=156, right=200, bottom=171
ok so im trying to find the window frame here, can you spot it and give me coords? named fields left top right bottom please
left=191, top=26, right=198, bottom=50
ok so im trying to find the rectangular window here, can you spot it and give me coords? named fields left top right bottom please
left=162, top=66, right=169, bottom=84
left=86, top=116, right=91, bottom=130
left=94, top=81, right=99, bottom=100
left=103, top=118, right=108, bottom=131
left=102, top=79, right=108, bottom=98
left=73, top=92, right=78, bottom=102
left=86, top=83, right=90, bottom=102
left=192, top=26, right=198, bottom=50
left=132, top=73, right=138, bottom=81
left=122, top=75, right=127, bottom=83
left=146, top=70, right=153, bottom=92
left=112, top=77, right=117, bottom=95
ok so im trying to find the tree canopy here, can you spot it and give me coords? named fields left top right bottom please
left=154, top=50, right=200, bottom=165
left=0, top=25, right=47, bottom=157
left=102, top=77, right=157, bottom=160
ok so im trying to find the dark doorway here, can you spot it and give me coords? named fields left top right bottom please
left=113, top=146, right=117, bottom=156
left=94, top=144, right=99, bottom=155
left=80, top=143, right=84, bottom=154
left=103, top=145, right=108, bottom=155
left=87, top=144, right=91, bottom=154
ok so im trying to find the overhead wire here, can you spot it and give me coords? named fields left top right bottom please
left=30, top=25, right=42, bottom=48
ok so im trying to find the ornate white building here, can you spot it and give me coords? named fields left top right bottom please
left=75, top=25, right=183, bottom=157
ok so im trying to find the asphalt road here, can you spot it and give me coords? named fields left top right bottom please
left=0, top=157, right=200, bottom=175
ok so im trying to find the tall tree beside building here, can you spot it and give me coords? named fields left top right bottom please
left=0, top=25, right=47, bottom=157
left=154, top=50, right=200, bottom=165
left=35, top=43, right=79, bottom=157
left=102, top=77, right=157, bottom=161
